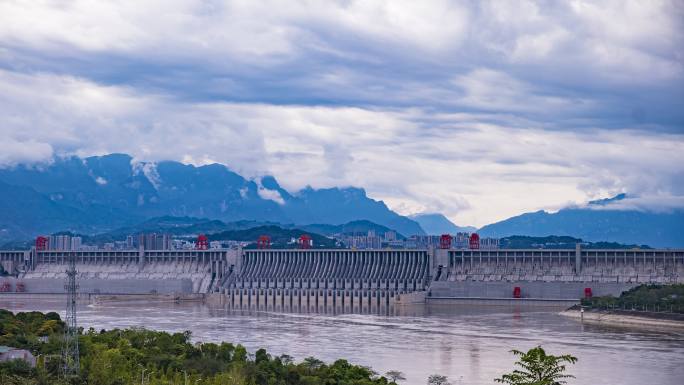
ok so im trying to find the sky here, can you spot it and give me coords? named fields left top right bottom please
left=0, top=0, right=683, bottom=227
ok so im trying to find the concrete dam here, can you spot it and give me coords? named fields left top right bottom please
left=1, top=247, right=683, bottom=308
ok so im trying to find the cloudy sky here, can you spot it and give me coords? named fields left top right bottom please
left=1, top=1, right=682, bottom=226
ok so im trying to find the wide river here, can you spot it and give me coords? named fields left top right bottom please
left=2, top=298, right=683, bottom=385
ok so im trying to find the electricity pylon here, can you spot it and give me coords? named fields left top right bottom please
left=62, top=251, right=80, bottom=376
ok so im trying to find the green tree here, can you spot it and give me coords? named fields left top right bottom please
left=386, top=370, right=406, bottom=383
left=495, top=346, right=577, bottom=385
left=302, top=356, right=324, bottom=372
left=427, top=374, right=451, bottom=385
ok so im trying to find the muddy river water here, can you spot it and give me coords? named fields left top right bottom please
left=2, top=298, right=682, bottom=385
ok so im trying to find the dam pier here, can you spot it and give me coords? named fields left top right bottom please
left=1, top=247, right=683, bottom=309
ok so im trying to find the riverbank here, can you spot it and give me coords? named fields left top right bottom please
left=560, top=305, right=684, bottom=329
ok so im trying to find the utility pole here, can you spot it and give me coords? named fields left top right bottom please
left=62, top=251, right=80, bottom=377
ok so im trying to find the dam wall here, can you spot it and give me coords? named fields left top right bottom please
left=442, top=249, right=684, bottom=284
left=223, top=249, right=430, bottom=310
left=1, top=249, right=236, bottom=294
left=429, top=281, right=635, bottom=300
left=426, top=248, right=684, bottom=301
left=1, top=247, right=683, bottom=303
left=0, top=276, right=191, bottom=294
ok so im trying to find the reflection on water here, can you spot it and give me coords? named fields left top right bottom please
left=2, top=297, right=683, bottom=385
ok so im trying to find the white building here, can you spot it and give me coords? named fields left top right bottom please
left=0, top=346, right=36, bottom=367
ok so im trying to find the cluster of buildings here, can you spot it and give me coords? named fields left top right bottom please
left=337, top=231, right=500, bottom=250
left=34, top=234, right=83, bottom=251
left=106, top=234, right=204, bottom=250
left=33, top=229, right=499, bottom=252
left=339, top=230, right=406, bottom=249
left=35, top=232, right=250, bottom=252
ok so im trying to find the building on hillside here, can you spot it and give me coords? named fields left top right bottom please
left=343, top=231, right=382, bottom=249
left=479, top=237, right=500, bottom=250
left=70, top=236, right=82, bottom=251
left=126, top=235, right=135, bottom=249
left=46, top=234, right=72, bottom=250
left=454, top=232, right=470, bottom=249
left=406, top=235, right=441, bottom=249
left=0, top=346, right=36, bottom=367
left=137, top=233, right=173, bottom=250
left=384, top=231, right=397, bottom=242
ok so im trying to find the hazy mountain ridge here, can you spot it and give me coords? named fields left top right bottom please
left=1, top=154, right=682, bottom=248
left=410, top=213, right=477, bottom=235
left=0, top=153, right=424, bottom=241
left=478, top=196, right=684, bottom=248
left=0, top=216, right=339, bottom=250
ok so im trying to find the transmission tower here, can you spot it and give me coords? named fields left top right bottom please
left=62, top=251, right=80, bottom=376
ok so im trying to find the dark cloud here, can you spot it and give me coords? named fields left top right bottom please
left=0, top=1, right=682, bottom=226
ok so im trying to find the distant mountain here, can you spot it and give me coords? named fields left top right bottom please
left=1, top=219, right=338, bottom=250
left=0, top=154, right=424, bottom=241
left=478, top=195, right=684, bottom=248
left=410, top=213, right=476, bottom=235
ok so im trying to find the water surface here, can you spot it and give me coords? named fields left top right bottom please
left=2, top=298, right=682, bottom=385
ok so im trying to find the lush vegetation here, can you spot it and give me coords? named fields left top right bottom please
left=499, top=235, right=650, bottom=250
left=581, top=284, right=684, bottom=313
left=1, top=309, right=392, bottom=385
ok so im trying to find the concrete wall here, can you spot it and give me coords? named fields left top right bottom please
left=1, top=276, right=192, bottom=294
left=2, top=247, right=682, bottom=300
left=223, top=287, right=399, bottom=314
left=429, top=280, right=637, bottom=300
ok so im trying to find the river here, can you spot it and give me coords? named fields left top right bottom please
left=2, top=298, right=683, bottom=385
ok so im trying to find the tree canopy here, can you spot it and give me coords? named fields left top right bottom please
left=495, top=346, right=577, bottom=385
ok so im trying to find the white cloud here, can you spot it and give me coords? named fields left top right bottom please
left=1, top=69, right=683, bottom=227
left=132, top=162, right=162, bottom=190
left=0, top=1, right=682, bottom=228
left=257, top=188, right=285, bottom=205
left=586, top=194, right=684, bottom=213
left=0, top=138, right=53, bottom=166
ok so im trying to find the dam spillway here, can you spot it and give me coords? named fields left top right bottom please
left=227, top=249, right=430, bottom=312
left=1, top=247, right=683, bottom=306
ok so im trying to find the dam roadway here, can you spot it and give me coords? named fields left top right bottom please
left=1, top=247, right=683, bottom=307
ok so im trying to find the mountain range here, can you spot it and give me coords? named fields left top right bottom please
left=0, top=154, right=682, bottom=248
left=0, top=153, right=424, bottom=242
left=479, top=195, right=684, bottom=248
left=410, top=213, right=477, bottom=235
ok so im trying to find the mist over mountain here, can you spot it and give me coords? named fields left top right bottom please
left=478, top=195, right=684, bottom=248
left=0, top=153, right=424, bottom=241
left=410, top=213, right=476, bottom=235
